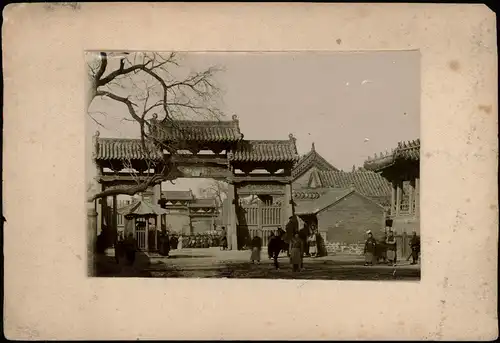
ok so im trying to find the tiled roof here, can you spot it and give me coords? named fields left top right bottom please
left=94, top=137, right=163, bottom=161
left=229, top=135, right=299, bottom=163
left=364, top=139, right=420, bottom=171
left=150, top=115, right=243, bottom=143
left=295, top=188, right=354, bottom=216
left=117, top=199, right=168, bottom=216
left=161, top=190, right=194, bottom=201
left=312, top=170, right=392, bottom=198
left=189, top=198, right=217, bottom=208
left=292, top=142, right=338, bottom=178
left=292, top=190, right=323, bottom=200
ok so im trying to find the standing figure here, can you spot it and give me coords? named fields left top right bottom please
left=299, top=224, right=310, bottom=257
left=177, top=234, right=184, bottom=249
left=220, top=227, right=228, bottom=251
left=385, top=230, right=397, bottom=265
left=364, top=230, right=377, bottom=266
left=250, top=235, right=262, bottom=264
left=268, top=232, right=282, bottom=270
left=289, top=232, right=304, bottom=272
left=268, top=232, right=275, bottom=259
left=308, top=228, right=317, bottom=257
left=409, top=231, right=420, bottom=265
left=124, top=232, right=138, bottom=265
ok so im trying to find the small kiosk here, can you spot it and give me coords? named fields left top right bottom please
left=118, top=199, right=168, bottom=252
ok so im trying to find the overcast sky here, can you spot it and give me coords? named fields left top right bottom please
left=86, top=50, right=420, bottom=196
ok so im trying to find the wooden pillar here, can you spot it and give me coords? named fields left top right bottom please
left=87, top=208, right=98, bottom=276
left=409, top=179, right=415, bottom=215
left=112, top=195, right=118, bottom=246
left=390, top=181, right=396, bottom=217
left=97, top=198, right=103, bottom=235
left=395, top=180, right=402, bottom=217
left=415, top=178, right=420, bottom=217
left=282, top=183, right=293, bottom=228
left=154, top=217, right=158, bottom=251
left=227, top=183, right=238, bottom=250
left=145, top=219, right=149, bottom=251
left=101, top=196, right=107, bottom=234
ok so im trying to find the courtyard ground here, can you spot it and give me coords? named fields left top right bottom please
left=95, top=247, right=420, bottom=281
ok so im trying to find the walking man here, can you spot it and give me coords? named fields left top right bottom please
left=409, top=231, right=420, bottom=265
left=268, top=232, right=282, bottom=270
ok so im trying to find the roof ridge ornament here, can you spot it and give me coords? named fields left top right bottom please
left=311, top=142, right=316, bottom=151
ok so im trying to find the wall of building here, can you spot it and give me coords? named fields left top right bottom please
left=191, top=218, right=215, bottom=234
left=391, top=216, right=420, bottom=235
left=317, top=192, right=385, bottom=245
left=165, top=212, right=191, bottom=234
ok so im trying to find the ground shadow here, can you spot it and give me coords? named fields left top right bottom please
left=165, top=254, right=213, bottom=259
left=94, top=251, right=152, bottom=277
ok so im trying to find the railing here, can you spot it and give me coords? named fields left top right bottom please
left=399, top=201, right=410, bottom=214
left=136, top=229, right=146, bottom=250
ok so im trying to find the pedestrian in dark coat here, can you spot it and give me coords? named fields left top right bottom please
left=250, top=235, right=262, bottom=263
left=268, top=232, right=282, bottom=270
left=285, top=216, right=299, bottom=256
left=289, top=233, right=304, bottom=272
left=124, top=233, right=138, bottom=265
left=409, top=231, right=420, bottom=264
left=364, top=230, right=377, bottom=266
left=385, top=230, right=397, bottom=265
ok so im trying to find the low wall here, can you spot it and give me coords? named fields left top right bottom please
left=325, top=242, right=364, bottom=255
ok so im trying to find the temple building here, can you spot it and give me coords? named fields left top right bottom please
left=290, top=143, right=392, bottom=248
left=363, top=139, right=420, bottom=235
left=293, top=187, right=387, bottom=245
left=157, top=190, right=219, bottom=235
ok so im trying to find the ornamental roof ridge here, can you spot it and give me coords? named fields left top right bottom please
left=363, top=137, right=420, bottom=171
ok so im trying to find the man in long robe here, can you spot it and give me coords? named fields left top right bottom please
left=409, top=231, right=420, bottom=265
left=285, top=216, right=299, bottom=257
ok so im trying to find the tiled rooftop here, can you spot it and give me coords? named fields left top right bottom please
left=294, top=188, right=354, bottom=215
left=161, top=190, right=194, bottom=201
left=94, top=137, right=163, bottom=161
left=364, top=139, right=420, bottom=171
left=312, top=170, right=392, bottom=198
left=150, top=115, right=243, bottom=143
left=229, top=136, right=299, bottom=163
left=292, top=142, right=338, bottom=178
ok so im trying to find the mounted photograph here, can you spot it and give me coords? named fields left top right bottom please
left=86, top=50, right=421, bottom=280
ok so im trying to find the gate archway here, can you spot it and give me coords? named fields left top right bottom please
left=92, top=115, right=299, bottom=251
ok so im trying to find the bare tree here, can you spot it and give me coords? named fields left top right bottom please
left=86, top=51, right=224, bottom=202
left=198, top=180, right=229, bottom=209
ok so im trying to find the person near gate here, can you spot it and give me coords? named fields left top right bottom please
left=285, top=215, right=299, bottom=257
left=385, top=230, right=397, bottom=266
left=220, top=227, right=228, bottom=251
left=409, top=231, right=420, bottom=265
left=268, top=232, right=282, bottom=270
left=364, top=230, right=377, bottom=266
left=250, top=234, right=262, bottom=264
left=308, top=227, right=318, bottom=257
left=299, top=223, right=310, bottom=257
left=290, top=232, right=304, bottom=272
left=124, top=232, right=138, bottom=265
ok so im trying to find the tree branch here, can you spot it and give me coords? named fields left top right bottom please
left=87, top=174, right=165, bottom=202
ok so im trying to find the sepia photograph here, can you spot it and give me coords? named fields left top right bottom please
left=86, top=50, right=421, bottom=280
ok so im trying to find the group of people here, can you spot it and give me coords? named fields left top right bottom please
left=249, top=215, right=328, bottom=272
left=364, top=229, right=421, bottom=266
